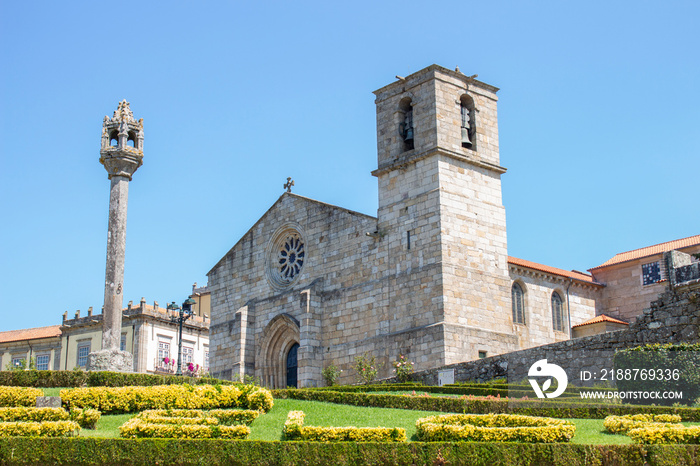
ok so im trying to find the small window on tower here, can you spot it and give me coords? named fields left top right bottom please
left=127, top=131, right=136, bottom=148
left=398, top=97, right=414, bottom=152
left=642, top=262, right=662, bottom=286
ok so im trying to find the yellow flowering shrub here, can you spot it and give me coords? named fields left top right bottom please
left=0, top=407, right=68, bottom=422
left=627, top=425, right=700, bottom=444
left=0, top=387, right=42, bottom=407
left=69, top=408, right=101, bottom=429
left=603, top=414, right=682, bottom=434
left=283, top=410, right=406, bottom=442
left=0, top=420, right=80, bottom=438
left=246, top=388, right=274, bottom=412
left=60, top=384, right=270, bottom=414
left=415, top=413, right=575, bottom=443
left=119, top=418, right=250, bottom=439
left=136, top=408, right=259, bottom=425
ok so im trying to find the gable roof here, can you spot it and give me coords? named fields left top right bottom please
left=572, top=314, right=629, bottom=328
left=590, top=234, right=700, bottom=270
left=208, top=192, right=377, bottom=276
left=0, top=325, right=62, bottom=344
left=508, top=256, right=602, bottom=286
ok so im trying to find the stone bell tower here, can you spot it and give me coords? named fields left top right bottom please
left=87, top=100, right=144, bottom=372
left=373, top=65, right=515, bottom=365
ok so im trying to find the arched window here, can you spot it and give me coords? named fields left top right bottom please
left=398, top=97, right=414, bottom=152
left=512, top=282, right=525, bottom=324
left=459, top=95, right=475, bottom=149
left=551, top=292, right=565, bottom=332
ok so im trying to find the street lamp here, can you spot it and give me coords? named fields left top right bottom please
left=168, top=297, right=196, bottom=376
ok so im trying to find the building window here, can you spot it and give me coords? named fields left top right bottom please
left=36, top=354, right=50, bottom=371
left=642, top=261, right=662, bottom=286
left=120, top=334, right=127, bottom=352
left=552, top=292, right=565, bottom=332
left=204, top=348, right=209, bottom=371
left=182, top=346, right=194, bottom=365
left=478, top=351, right=487, bottom=359
left=11, top=357, right=25, bottom=369
left=511, top=282, right=525, bottom=324
left=158, top=340, right=170, bottom=361
left=77, top=344, right=91, bottom=367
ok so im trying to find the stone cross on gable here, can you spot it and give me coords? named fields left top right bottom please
left=284, top=177, right=294, bottom=193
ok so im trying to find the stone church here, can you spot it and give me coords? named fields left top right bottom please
left=207, top=64, right=699, bottom=388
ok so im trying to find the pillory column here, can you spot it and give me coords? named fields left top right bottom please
left=87, top=100, right=144, bottom=372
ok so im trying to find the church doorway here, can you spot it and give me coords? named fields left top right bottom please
left=286, top=343, right=299, bottom=388
left=258, top=313, right=300, bottom=388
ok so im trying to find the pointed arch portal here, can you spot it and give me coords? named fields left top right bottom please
left=258, top=313, right=300, bottom=388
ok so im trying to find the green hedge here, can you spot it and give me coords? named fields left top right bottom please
left=614, top=343, right=700, bottom=406
left=312, top=383, right=614, bottom=401
left=1, top=438, right=699, bottom=465
left=273, top=389, right=700, bottom=420
left=136, top=409, right=260, bottom=426
left=0, top=370, right=233, bottom=388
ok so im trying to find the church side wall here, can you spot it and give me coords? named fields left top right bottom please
left=411, top=281, right=700, bottom=386
left=508, top=268, right=599, bottom=349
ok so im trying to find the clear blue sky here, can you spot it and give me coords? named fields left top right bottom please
left=1, top=1, right=698, bottom=332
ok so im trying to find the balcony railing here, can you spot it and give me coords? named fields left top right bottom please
left=154, top=358, right=175, bottom=374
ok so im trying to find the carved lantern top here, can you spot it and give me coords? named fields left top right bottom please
left=100, top=100, right=144, bottom=180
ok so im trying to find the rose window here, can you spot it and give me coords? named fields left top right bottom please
left=278, top=235, right=305, bottom=281
left=266, top=226, right=306, bottom=289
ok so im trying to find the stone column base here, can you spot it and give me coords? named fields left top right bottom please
left=86, top=349, right=134, bottom=372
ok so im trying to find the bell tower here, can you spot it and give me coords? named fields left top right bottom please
left=88, top=100, right=144, bottom=372
left=373, top=65, right=515, bottom=364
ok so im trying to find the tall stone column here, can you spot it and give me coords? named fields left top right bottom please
left=87, top=100, right=144, bottom=372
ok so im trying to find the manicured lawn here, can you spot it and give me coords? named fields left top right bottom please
left=42, top=388, right=66, bottom=397
left=73, top=398, right=678, bottom=444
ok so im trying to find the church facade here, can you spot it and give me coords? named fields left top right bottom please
left=207, top=65, right=617, bottom=387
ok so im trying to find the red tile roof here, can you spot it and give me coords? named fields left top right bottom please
left=0, top=325, right=62, bottom=344
left=590, top=235, right=700, bottom=270
left=572, top=314, right=629, bottom=328
left=508, top=256, right=602, bottom=285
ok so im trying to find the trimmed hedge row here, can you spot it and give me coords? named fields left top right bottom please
left=1, top=438, right=699, bottom=465
left=0, top=407, right=100, bottom=429
left=0, top=387, right=42, bottom=407
left=628, top=425, right=700, bottom=444
left=0, top=370, right=233, bottom=388
left=61, top=384, right=273, bottom=414
left=0, top=420, right=80, bottom=438
left=119, top=418, right=249, bottom=439
left=273, top=388, right=700, bottom=420
left=283, top=410, right=407, bottom=442
left=316, top=383, right=614, bottom=400
left=603, top=414, right=683, bottom=434
left=136, top=409, right=260, bottom=426
left=415, top=414, right=575, bottom=443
